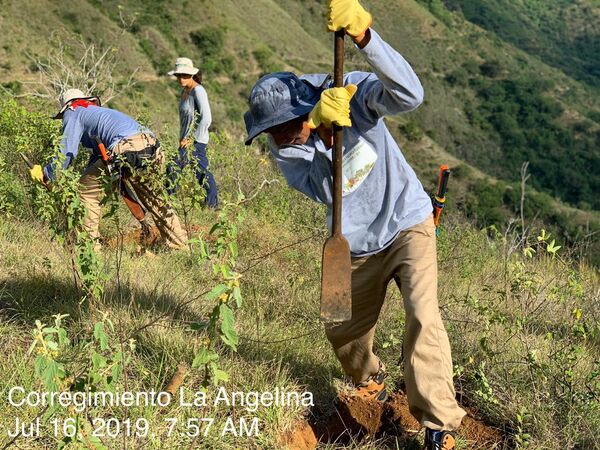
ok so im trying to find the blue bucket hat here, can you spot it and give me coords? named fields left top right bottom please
left=244, top=72, right=320, bottom=145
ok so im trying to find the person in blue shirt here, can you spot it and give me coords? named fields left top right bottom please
left=243, top=1, right=465, bottom=448
left=29, top=89, right=188, bottom=249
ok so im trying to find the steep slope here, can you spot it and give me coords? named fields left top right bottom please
left=440, top=0, right=600, bottom=88
left=0, top=0, right=598, bottom=258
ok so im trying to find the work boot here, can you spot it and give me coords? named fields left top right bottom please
left=424, top=429, right=456, bottom=450
left=353, top=363, right=387, bottom=402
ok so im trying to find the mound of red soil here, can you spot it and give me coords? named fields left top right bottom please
left=283, top=391, right=504, bottom=449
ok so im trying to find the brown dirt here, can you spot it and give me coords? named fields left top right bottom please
left=102, top=224, right=211, bottom=250
left=103, top=225, right=162, bottom=249
left=283, top=420, right=319, bottom=450
left=283, top=390, right=505, bottom=449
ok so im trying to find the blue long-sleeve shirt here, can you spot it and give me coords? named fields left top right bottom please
left=269, top=29, right=432, bottom=257
left=43, top=105, right=151, bottom=180
left=179, top=85, right=212, bottom=144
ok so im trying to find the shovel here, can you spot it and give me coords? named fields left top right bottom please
left=320, top=30, right=352, bottom=323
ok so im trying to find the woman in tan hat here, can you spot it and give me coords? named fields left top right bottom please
left=167, top=57, right=218, bottom=208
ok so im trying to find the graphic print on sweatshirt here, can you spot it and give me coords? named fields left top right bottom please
left=342, top=137, right=378, bottom=196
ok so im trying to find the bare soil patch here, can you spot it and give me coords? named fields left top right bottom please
left=283, top=390, right=505, bottom=449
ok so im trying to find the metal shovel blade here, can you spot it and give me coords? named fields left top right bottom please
left=320, top=234, right=352, bottom=322
left=319, top=30, right=352, bottom=323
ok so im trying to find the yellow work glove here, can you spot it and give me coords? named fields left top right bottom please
left=327, top=0, right=372, bottom=38
left=308, top=85, right=358, bottom=129
left=29, top=165, right=45, bottom=184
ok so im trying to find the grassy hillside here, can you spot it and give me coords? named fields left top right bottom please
left=0, top=107, right=599, bottom=448
left=1, top=0, right=599, bottom=263
left=0, top=1, right=600, bottom=448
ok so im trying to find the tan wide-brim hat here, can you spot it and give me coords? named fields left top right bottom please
left=54, top=88, right=100, bottom=119
left=168, top=57, right=200, bottom=76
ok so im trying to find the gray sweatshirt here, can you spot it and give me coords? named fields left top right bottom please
left=179, top=85, right=212, bottom=144
left=269, top=29, right=432, bottom=257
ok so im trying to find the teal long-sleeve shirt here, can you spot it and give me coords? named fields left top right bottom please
left=268, top=29, right=432, bottom=257
left=43, top=105, right=151, bottom=181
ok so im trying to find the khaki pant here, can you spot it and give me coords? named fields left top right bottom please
left=79, top=134, right=188, bottom=249
left=325, top=216, right=466, bottom=430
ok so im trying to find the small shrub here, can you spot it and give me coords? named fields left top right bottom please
left=399, top=120, right=424, bottom=141
left=479, top=60, right=502, bottom=78
left=190, top=27, right=225, bottom=58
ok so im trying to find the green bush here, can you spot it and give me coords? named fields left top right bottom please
left=469, top=77, right=598, bottom=209
left=399, top=120, right=424, bottom=141
left=445, top=67, right=469, bottom=86
left=190, top=27, right=225, bottom=59
left=252, top=47, right=283, bottom=76
left=479, top=60, right=502, bottom=78
left=0, top=96, right=60, bottom=219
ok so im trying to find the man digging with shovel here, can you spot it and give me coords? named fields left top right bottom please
left=29, top=89, right=188, bottom=250
left=244, top=1, right=465, bottom=448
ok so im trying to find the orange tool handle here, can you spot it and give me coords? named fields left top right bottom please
left=433, top=165, right=450, bottom=228
left=97, top=141, right=110, bottom=163
left=93, top=136, right=111, bottom=164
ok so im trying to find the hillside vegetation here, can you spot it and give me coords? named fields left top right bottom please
left=438, top=0, right=600, bottom=88
left=0, top=96, right=599, bottom=449
left=0, top=1, right=599, bottom=449
left=1, top=0, right=598, bottom=264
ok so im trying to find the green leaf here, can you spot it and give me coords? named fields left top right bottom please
left=523, top=246, right=536, bottom=258
left=93, top=322, right=109, bottom=350
left=47, top=341, right=58, bottom=351
left=34, top=356, right=47, bottom=378
left=546, top=239, right=561, bottom=255
left=205, top=284, right=228, bottom=301
left=219, top=304, right=238, bottom=351
left=232, top=286, right=242, bottom=308
left=111, top=362, right=122, bottom=381
left=192, top=347, right=219, bottom=368
left=57, top=328, right=69, bottom=347
left=213, top=369, right=229, bottom=384
left=221, top=265, right=231, bottom=279
left=92, top=352, right=107, bottom=371
left=42, top=359, right=63, bottom=391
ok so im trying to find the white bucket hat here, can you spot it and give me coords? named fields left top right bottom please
left=54, top=88, right=100, bottom=119
left=168, top=57, right=200, bottom=76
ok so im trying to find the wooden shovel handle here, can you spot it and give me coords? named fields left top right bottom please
left=332, top=30, right=345, bottom=237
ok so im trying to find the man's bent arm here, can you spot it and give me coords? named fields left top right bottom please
left=43, top=114, right=84, bottom=181
left=350, top=28, right=424, bottom=121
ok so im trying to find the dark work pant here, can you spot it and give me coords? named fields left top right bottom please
left=168, top=142, right=218, bottom=208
